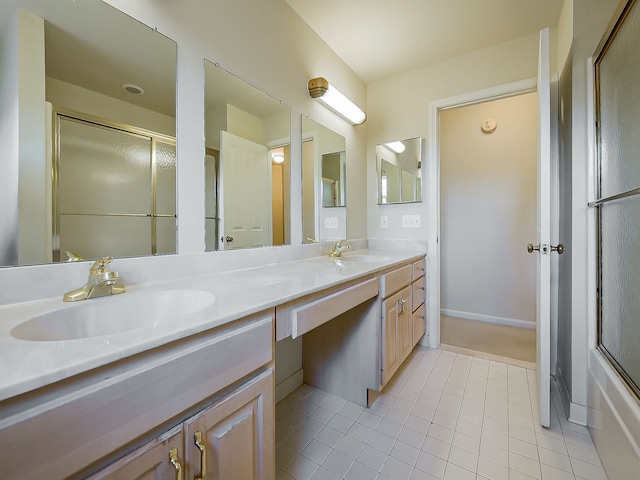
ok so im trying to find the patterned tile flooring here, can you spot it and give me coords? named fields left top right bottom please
left=275, top=347, right=608, bottom=480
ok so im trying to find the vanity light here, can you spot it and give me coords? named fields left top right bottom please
left=272, top=152, right=285, bottom=164
left=307, top=77, right=366, bottom=125
left=384, top=141, right=406, bottom=154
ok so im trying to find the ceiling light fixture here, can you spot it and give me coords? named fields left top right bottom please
left=121, top=83, right=146, bottom=95
left=272, top=152, right=285, bottom=164
left=385, top=141, right=406, bottom=154
left=307, top=77, right=366, bottom=125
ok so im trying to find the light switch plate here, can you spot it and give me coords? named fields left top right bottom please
left=402, top=214, right=421, bottom=228
left=324, top=217, right=338, bottom=229
left=380, top=216, right=389, bottom=228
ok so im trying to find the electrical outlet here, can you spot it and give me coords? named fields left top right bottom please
left=380, top=216, right=389, bottom=228
left=402, top=214, right=421, bottom=228
left=324, top=217, right=338, bottom=229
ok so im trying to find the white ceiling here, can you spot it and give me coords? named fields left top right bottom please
left=285, top=0, right=565, bottom=83
left=1, top=0, right=176, bottom=118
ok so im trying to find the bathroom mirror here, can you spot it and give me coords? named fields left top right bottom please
left=376, top=137, right=423, bottom=204
left=204, top=61, right=291, bottom=251
left=0, top=0, right=177, bottom=267
left=321, top=152, right=346, bottom=207
left=302, top=116, right=347, bottom=241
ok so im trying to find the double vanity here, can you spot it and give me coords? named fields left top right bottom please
left=0, top=243, right=426, bottom=479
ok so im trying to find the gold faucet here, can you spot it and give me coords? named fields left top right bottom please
left=63, top=256, right=125, bottom=302
left=329, top=239, right=351, bottom=258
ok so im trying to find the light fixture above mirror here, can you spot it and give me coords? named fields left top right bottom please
left=307, top=77, right=366, bottom=125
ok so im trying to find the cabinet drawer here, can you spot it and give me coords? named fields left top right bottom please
left=290, top=277, right=378, bottom=339
left=413, top=303, right=426, bottom=344
left=277, top=277, right=379, bottom=340
left=412, top=276, right=426, bottom=312
left=412, top=258, right=426, bottom=280
left=380, top=264, right=412, bottom=298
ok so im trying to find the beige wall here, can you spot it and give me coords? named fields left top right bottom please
left=46, top=77, right=175, bottom=136
left=440, top=93, right=537, bottom=327
left=105, top=0, right=368, bottom=250
left=366, top=33, right=543, bottom=239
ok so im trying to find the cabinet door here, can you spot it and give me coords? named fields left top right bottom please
left=381, top=286, right=412, bottom=386
left=381, top=291, right=401, bottom=386
left=184, top=370, right=274, bottom=480
left=88, top=426, right=184, bottom=480
left=398, top=287, right=413, bottom=362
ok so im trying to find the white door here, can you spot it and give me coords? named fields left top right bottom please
left=219, top=131, right=271, bottom=250
left=535, top=28, right=552, bottom=428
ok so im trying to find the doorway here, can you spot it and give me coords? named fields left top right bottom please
left=426, top=78, right=541, bottom=351
left=439, top=93, right=538, bottom=364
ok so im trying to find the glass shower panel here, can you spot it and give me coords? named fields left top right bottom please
left=597, top=0, right=640, bottom=198
left=59, top=215, right=151, bottom=260
left=600, top=195, right=640, bottom=391
left=156, top=217, right=177, bottom=255
left=58, top=118, right=152, bottom=215
left=156, top=141, right=177, bottom=216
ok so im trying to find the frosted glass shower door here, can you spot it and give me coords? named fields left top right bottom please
left=155, top=140, right=177, bottom=254
left=57, top=116, right=153, bottom=260
left=593, top=0, right=640, bottom=398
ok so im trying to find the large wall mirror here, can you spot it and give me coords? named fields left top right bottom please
left=302, top=116, right=347, bottom=242
left=376, top=137, right=423, bottom=204
left=204, top=61, right=291, bottom=251
left=0, top=0, right=177, bottom=267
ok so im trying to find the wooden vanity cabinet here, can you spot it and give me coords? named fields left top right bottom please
left=184, top=370, right=273, bottom=480
left=381, top=285, right=412, bottom=386
left=411, top=257, right=426, bottom=344
left=380, top=264, right=413, bottom=387
left=87, top=426, right=184, bottom=480
left=0, top=311, right=274, bottom=480
left=87, top=370, right=274, bottom=480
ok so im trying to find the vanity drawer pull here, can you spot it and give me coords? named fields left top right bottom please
left=169, top=447, right=182, bottom=480
left=194, top=431, right=207, bottom=480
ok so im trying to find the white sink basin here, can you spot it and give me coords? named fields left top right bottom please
left=11, top=290, right=216, bottom=341
left=337, top=254, right=391, bottom=263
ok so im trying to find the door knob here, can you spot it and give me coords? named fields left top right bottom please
left=527, top=243, right=540, bottom=253
left=551, top=244, right=564, bottom=254
left=222, top=236, right=233, bottom=243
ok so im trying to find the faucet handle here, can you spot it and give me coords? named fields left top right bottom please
left=90, top=256, right=114, bottom=274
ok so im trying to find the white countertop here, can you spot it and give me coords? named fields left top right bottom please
left=0, top=249, right=424, bottom=402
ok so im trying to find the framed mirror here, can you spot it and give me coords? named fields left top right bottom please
left=376, top=137, right=423, bottom=204
left=302, top=116, right=347, bottom=242
left=0, top=0, right=177, bottom=267
left=204, top=61, right=291, bottom=251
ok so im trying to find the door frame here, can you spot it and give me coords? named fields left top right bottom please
left=427, top=77, right=558, bottom=357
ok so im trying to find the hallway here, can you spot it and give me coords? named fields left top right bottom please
left=276, top=347, right=607, bottom=480
left=440, top=316, right=536, bottom=366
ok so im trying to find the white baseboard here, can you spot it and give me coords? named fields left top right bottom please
left=275, top=369, right=303, bottom=403
left=557, top=365, right=587, bottom=426
left=441, top=309, right=535, bottom=330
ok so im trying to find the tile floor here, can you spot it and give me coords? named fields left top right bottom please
left=275, top=347, right=608, bottom=480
